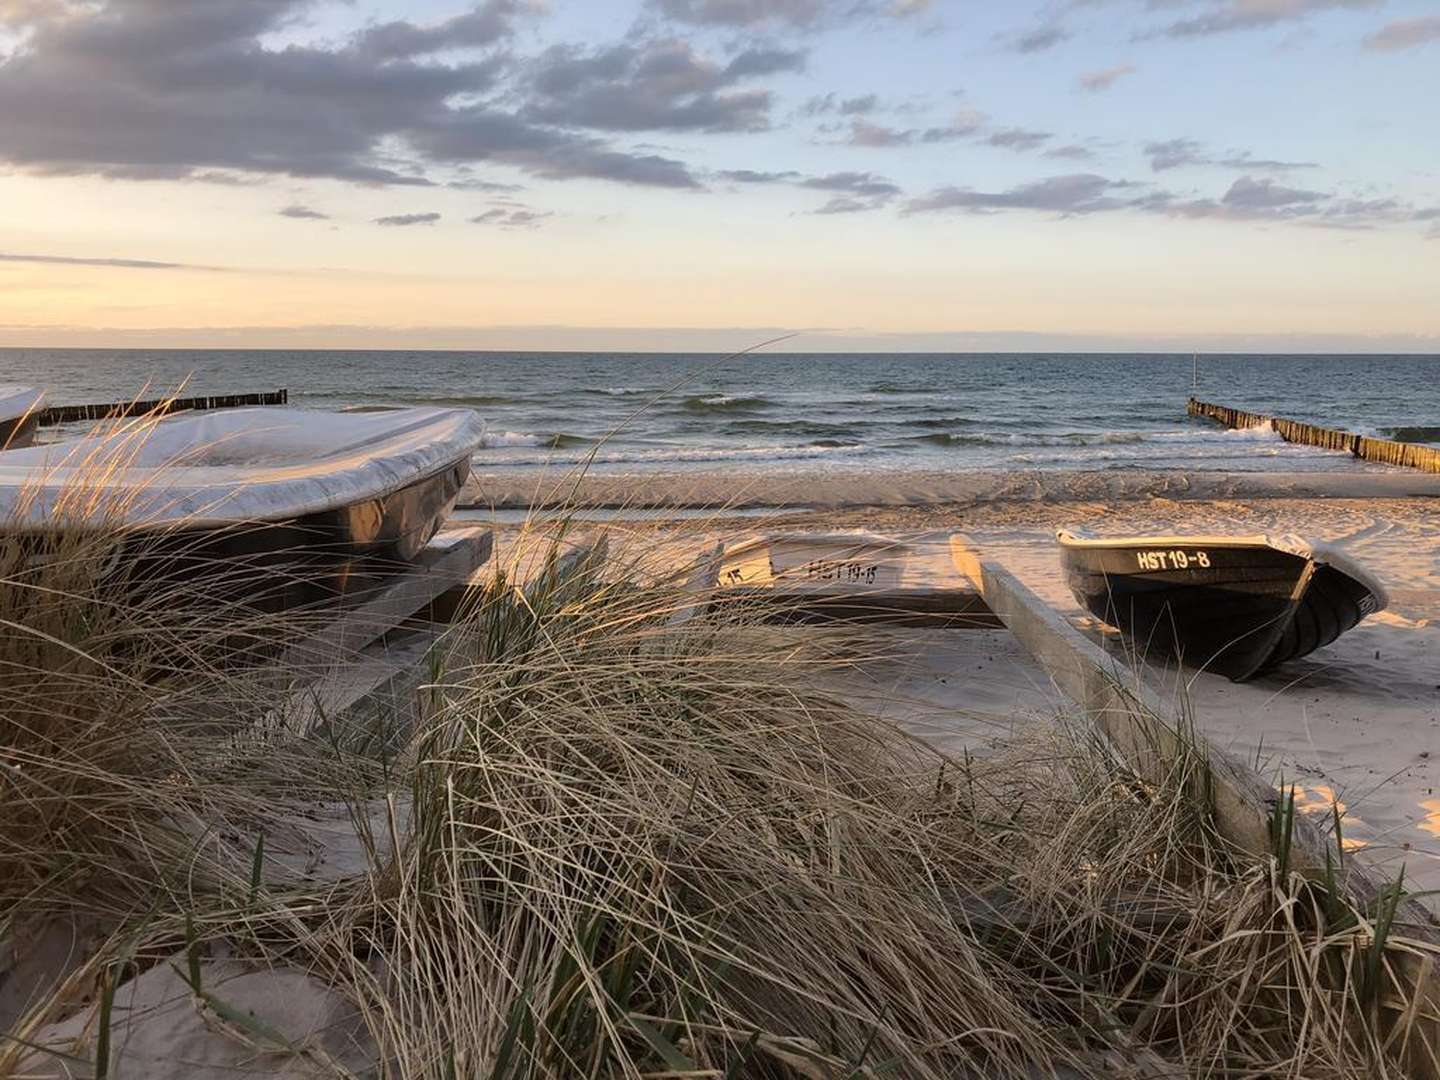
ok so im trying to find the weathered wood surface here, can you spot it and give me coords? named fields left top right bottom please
left=950, top=533, right=1440, bottom=1076
left=711, top=533, right=1002, bottom=628
left=279, top=526, right=493, bottom=739
left=1189, top=396, right=1440, bottom=473
left=37, top=389, right=288, bottom=426
left=298, top=534, right=610, bottom=743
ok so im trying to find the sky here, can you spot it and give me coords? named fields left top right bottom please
left=0, top=0, right=1437, bottom=352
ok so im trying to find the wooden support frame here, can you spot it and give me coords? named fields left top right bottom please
left=278, top=526, right=493, bottom=740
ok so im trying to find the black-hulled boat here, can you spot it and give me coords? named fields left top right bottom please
left=1056, top=529, right=1387, bottom=682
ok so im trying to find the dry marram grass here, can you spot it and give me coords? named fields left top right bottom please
left=0, top=486, right=1436, bottom=1077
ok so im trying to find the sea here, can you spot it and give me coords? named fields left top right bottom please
left=3, top=350, right=1438, bottom=476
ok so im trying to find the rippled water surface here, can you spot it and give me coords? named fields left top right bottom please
left=3, top=350, right=1436, bottom=474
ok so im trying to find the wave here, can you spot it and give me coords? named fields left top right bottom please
left=898, top=425, right=1296, bottom=450
left=444, top=394, right=520, bottom=407
left=593, top=386, right=655, bottom=397
left=479, top=431, right=594, bottom=449
left=903, top=431, right=1149, bottom=448
left=476, top=441, right=870, bottom=468
left=867, top=382, right=930, bottom=395
left=679, top=394, right=772, bottom=413
left=722, top=419, right=874, bottom=440
left=1386, top=425, right=1440, bottom=443
left=910, top=416, right=978, bottom=430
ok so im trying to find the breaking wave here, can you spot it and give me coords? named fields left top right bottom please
left=680, top=394, right=773, bottom=413
left=479, top=431, right=593, bottom=449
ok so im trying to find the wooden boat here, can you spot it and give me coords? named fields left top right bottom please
left=0, top=386, right=42, bottom=449
left=712, top=533, right=999, bottom=627
left=0, top=406, right=485, bottom=607
left=1056, top=529, right=1387, bottom=681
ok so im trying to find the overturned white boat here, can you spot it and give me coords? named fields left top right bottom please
left=0, top=386, right=43, bottom=449
left=0, top=406, right=485, bottom=602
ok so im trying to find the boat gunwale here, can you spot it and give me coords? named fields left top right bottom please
left=1056, top=528, right=1389, bottom=613
left=0, top=406, right=484, bottom=535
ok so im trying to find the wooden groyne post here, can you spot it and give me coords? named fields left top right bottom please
left=1188, top=397, right=1440, bottom=474
left=37, top=389, right=288, bottom=427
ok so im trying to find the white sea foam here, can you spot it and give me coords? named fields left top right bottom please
left=480, top=431, right=547, bottom=448
left=478, top=442, right=871, bottom=469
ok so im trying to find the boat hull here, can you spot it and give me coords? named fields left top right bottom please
left=0, top=413, right=37, bottom=450
left=1058, top=534, right=1383, bottom=681
left=118, top=456, right=471, bottom=612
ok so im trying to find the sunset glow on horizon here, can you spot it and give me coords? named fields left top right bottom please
left=2, top=0, right=1437, bottom=352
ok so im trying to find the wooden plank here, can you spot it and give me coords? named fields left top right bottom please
left=949, top=533, right=1440, bottom=1075
left=37, top=389, right=288, bottom=426
left=292, top=626, right=442, bottom=750
left=1189, top=396, right=1440, bottom=473
left=276, top=527, right=493, bottom=738
left=667, top=541, right=724, bottom=629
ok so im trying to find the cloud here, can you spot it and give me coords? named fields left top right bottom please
left=1046, top=144, right=1098, bottom=161
left=355, top=0, right=535, bottom=61
left=375, top=212, right=441, bottom=226
left=812, top=196, right=880, bottom=214
left=902, top=171, right=1432, bottom=231
left=846, top=119, right=911, bottom=147
left=471, top=207, right=551, bottom=227
left=1143, top=138, right=1315, bottom=172
left=841, top=108, right=983, bottom=147
left=716, top=168, right=803, bottom=183
left=522, top=39, right=802, bottom=133
left=800, top=171, right=902, bottom=199
left=1219, top=175, right=1325, bottom=209
left=723, top=45, right=807, bottom=79
left=802, top=92, right=881, bottom=116
left=1009, top=25, right=1070, bottom=52
left=0, top=250, right=216, bottom=270
left=448, top=176, right=526, bottom=192
left=402, top=105, right=702, bottom=188
left=653, top=0, right=825, bottom=26
left=714, top=167, right=902, bottom=212
left=1078, top=64, right=1136, bottom=92
left=986, top=127, right=1052, bottom=152
left=279, top=205, right=329, bottom=220
left=1139, top=176, right=1439, bottom=228
left=799, top=170, right=902, bottom=214
left=653, top=0, right=925, bottom=28
left=1144, top=138, right=1206, bottom=170
left=1151, top=0, right=1383, bottom=40
left=906, top=174, right=1133, bottom=215
left=1363, top=16, right=1440, bottom=50
left=0, top=0, right=705, bottom=190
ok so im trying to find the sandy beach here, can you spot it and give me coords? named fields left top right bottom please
left=469, top=465, right=1439, bottom=897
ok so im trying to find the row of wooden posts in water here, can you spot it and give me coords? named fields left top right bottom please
left=36, top=389, right=289, bottom=426
left=1188, top=397, right=1440, bottom=474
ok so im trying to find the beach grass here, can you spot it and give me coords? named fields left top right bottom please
left=1, top=487, right=1437, bottom=1077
